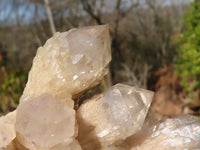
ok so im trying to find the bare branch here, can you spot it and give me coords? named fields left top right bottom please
left=113, top=0, right=122, bottom=35
left=80, top=0, right=103, bottom=25
left=121, top=61, right=152, bottom=89
left=119, top=0, right=139, bottom=18
left=34, top=4, right=48, bottom=40
left=98, top=0, right=105, bottom=17
left=44, top=0, right=56, bottom=35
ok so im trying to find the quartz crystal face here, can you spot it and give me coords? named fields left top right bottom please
left=20, top=25, right=111, bottom=103
left=131, top=115, right=200, bottom=150
left=77, top=84, right=154, bottom=149
left=0, top=111, right=16, bottom=149
left=16, top=94, right=75, bottom=149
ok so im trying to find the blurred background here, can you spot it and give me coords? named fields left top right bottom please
left=0, top=0, right=199, bottom=119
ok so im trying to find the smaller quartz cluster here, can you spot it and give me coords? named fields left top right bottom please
left=77, top=84, right=154, bottom=149
left=0, top=25, right=200, bottom=150
left=131, top=115, right=200, bottom=150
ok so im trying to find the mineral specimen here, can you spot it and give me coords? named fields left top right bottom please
left=77, top=84, right=154, bottom=149
left=16, top=94, right=75, bottom=149
left=0, top=111, right=16, bottom=149
left=20, top=24, right=111, bottom=105
left=1, top=24, right=199, bottom=150
left=131, top=115, right=200, bottom=150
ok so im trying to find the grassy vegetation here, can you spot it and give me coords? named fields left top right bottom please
left=0, top=58, right=27, bottom=114
left=176, top=0, right=200, bottom=93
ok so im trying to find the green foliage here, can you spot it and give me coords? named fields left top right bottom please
left=0, top=66, right=27, bottom=113
left=176, top=0, right=200, bottom=92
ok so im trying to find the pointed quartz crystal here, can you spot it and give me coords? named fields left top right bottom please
left=0, top=111, right=16, bottom=149
left=77, top=84, right=154, bottom=149
left=16, top=94, right=75, bottom=149
left=20, top=25, right=111, bottom=104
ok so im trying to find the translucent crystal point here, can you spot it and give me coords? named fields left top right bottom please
left=20, top=25, right=111, bottom=103
left=16, top=94, right=75, bottom=149
left=77, top=84, right=154, bottom=149
left=102, top=84, right=154, bottom=132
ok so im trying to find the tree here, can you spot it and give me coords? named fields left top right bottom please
left=176, top=0, right=200, bottom=92
left=0, top=0, right=188, bottom=89
left=121, top=0, right=186, bottom=88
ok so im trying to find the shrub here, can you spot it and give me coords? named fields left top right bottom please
left=0, top=57, right=27, bottom=113
left=176, top=0, right=200, bottom=92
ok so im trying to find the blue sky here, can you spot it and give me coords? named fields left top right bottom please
left=0, top=0, right=193, bottom=26
left=0, top=0, right=46, bottom=25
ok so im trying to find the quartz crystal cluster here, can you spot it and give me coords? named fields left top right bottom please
left=0, top=24, right=199, bottom=150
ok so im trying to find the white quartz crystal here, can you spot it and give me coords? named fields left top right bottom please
left=20, top=25, right=111, bottom=104
left=16, top=94, right=75, bottom=149
left=0, top=111, right=16, bottom=149
left=77, top=84, right=154, bottom=149
left=131, top=115, right=200, bottom=150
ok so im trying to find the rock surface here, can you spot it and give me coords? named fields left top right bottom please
left=0, top=111, right=16, bottom=149
left=16, top=94, right=75, bottom=149
left=77, top=84, right=154, bottom=149
left=50, top=139, right=82, bottom=150
left=20, top=25, right=111, bottom=104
